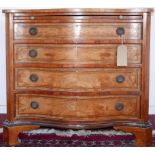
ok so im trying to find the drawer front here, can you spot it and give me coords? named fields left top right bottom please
left=14, top=23, right=141, bottom=40
left=16, top=94, right=140, bottom=121
left=15, top=68, right=140, bottom=91
left=14, top=44, right=141, bottom=65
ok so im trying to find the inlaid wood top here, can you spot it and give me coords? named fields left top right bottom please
left=3, top=8, right=153, bottom=14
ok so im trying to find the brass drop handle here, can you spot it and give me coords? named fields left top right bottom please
left=29, top=27, right=38, bottom=36
left=116, top=27, right=125, bottom=36
left=115, top=103, right=124, bottom=111
left=29, top=74, right=39, bottom=82
left=31, top=101, right=39, bottom=109
left=116, top=75, right=125, bottom=83
left=29, top=49, right=38, bottom=58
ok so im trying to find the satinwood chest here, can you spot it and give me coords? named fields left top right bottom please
left=3, top=8, right=153, bottom=146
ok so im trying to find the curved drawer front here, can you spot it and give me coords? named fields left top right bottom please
left=14, top=44, right=141, bottom=65
left=15, top=68, right=140, bottom=91
left=16, top=94, right=140, bottom=121
left=14, top=23, right=141, bottom=41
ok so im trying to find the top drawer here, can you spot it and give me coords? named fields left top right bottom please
left=14, top=23, right=142, bottom=42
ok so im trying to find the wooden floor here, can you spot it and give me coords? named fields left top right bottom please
left=0, top=114, right=155, bottom=129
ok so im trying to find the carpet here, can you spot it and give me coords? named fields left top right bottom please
left=0, top=128, right=155, bottom=147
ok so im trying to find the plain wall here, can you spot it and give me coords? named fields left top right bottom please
left=0, top=9, right=155, bottom=114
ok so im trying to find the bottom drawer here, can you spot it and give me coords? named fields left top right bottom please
left=16, top=94, right=140, bottom=121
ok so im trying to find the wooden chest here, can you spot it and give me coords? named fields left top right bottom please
left=3, top=8, right=153, bottom=146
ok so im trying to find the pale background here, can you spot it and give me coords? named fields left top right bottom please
left=0, top=0, right=155, bottom=155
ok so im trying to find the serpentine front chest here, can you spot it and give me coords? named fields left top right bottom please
left=3, top=8, right=153, bottom=146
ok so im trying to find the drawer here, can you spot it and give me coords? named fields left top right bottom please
left=14, top=44, right=141, bottom=65
left=14, top=23, right=142, bottom=41
left=15, top=68, right=140, bottom=91
left=16, top=94, right=140, bottom=121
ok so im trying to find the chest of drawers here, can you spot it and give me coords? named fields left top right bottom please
left=3, top=8, right=153, bottom=146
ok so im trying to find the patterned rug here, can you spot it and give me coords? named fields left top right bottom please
left=0, top=128, right=155, bottom=147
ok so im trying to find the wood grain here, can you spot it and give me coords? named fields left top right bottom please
left=3, top=125, right=39, bottom=145
left=14, top=44, right=141, bottom=65
left=114, top=126, right=152, bottom=146
left=3, top=8, right=153, bottom=146
left=14, top=23, right=142, bottom=40
left=15, top=68, right=141, bottom=91
left=13, top=15, right=143, bottom=24
left=3, top=8, right=153, bottom=14
left=16, top=94, right=140, bottom=121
